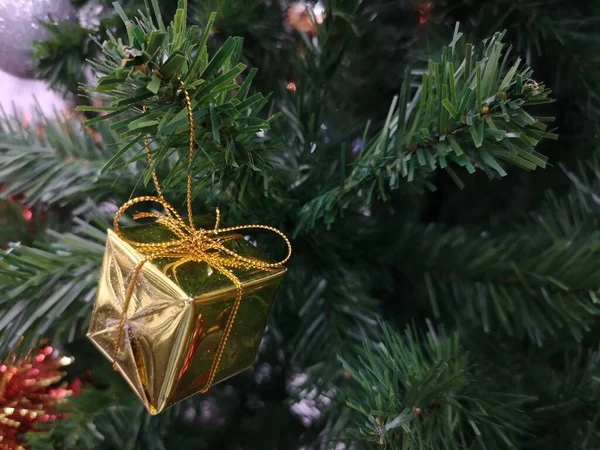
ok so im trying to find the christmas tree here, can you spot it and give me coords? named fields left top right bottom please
left=1, top=0, right=600, bottom=448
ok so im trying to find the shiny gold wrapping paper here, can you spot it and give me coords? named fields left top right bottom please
left=87, top=215, right=286, bottom=414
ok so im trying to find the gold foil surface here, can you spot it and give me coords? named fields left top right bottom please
left=87, top=215, right=286, bottom=414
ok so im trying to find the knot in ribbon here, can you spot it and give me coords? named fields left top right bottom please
left=114, top=195, right=291, bottom=278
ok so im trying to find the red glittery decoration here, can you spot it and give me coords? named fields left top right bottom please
left=0, top=346, right=75, bottom=450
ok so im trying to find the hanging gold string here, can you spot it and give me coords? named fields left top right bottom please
left=141, top=105, right=164, bottom=199
left=111, top=80, right=291, bottom=394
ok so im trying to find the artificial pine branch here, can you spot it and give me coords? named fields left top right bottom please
left=297, top=25, right=557, bottom=231
left=442, top=0, right=600, bottom=118
left=281, top=266, right=382, bottom=368
left=28, top=390, right=177, bottom=450
left=525, top=348, right=600, bottom=449
left=0, top=111, right=140, bottom=212
left=78, top=1, right=283, bottom=203
left=370, top=145, right=600, bottom=343
left=0, top=220, right=105, bottom=358
left=34, top=18, right=118, bottom=97
left=340, top=321, right=532, bottom=449
left=33, top=1, right=178, bottom=98
left=391, top=221, right=600, bottom=343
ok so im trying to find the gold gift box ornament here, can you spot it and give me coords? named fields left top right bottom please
left=87, top=85, right=291, bottom=415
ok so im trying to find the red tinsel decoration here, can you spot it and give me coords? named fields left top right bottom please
left=0, top=346, right=75, bottom=450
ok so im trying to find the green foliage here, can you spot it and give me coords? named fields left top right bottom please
left=0, top=109, right=140, bottom=212
left=191, top=0, right=285, bottom=53
left=34, top=21, right=101, bottom=95
left=368, top=146, right=600, bottom=343
left=551, top=148, right=600, bottom=234
left=447, top=0, right=600, bottom=118
left=33, top=1, right=178, bottom=95
left=27, top=390, right=175, bottom=450
left=341, top=321, right=531, bottom=449
left=0, top=221, right=104, bottom=358
left=78, top=0, right=282, bottom=200
left=526, top=349, right=600, bottom=449
left=393, top=221, right=600, bottom=343
left=298, top=26, right=557, bottom=230
left=281, top=265, right=382, bottom=367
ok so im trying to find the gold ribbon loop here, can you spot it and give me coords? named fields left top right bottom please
left=111, top=80, right=291, bottom=394
left=114, top=196, right=291, bottom=271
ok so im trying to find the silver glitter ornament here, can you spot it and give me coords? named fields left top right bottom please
left=0, top=0, right=76, bottom=78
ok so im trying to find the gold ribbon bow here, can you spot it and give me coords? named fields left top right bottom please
left=111, top=81, right=291, bottom=393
